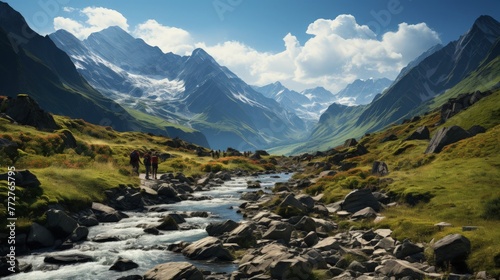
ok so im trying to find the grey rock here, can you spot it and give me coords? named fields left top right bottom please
left=109, top=257, right=139, bottom=271
left=182, top=236, right=233, bottom=261
left=341, top=189, right=381, bottom=213
left=371, top=161, right=389, bottom=176
left=376, top=259, right=426, bottom=279
left=44, top=253, right=93, bottom=265
left=46, top=209, right=78, bottom=237
left=27, top=222, right=55, bottom=249
left=432, top=234, right=471, bottom=266
left=143, top=262, right=203, bottom=280
left=262, top=222, right=294, bottom=243
left=206, top=220, right=239, bottom=237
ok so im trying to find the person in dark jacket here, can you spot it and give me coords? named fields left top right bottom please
left=144, top=152, right=152, bottom=179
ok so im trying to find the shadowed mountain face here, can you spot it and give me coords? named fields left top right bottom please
left=0, top=1, right=209, bottom=147
left=50, top=27, right=306, bottom=150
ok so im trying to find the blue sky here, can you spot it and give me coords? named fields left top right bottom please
left=4, top=0, right=500, bottom=93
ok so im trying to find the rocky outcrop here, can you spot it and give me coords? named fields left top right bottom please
left=425, top=125, right=471, bottom=153
left=27, top=223, right=55, bottom=249
left=440, top=90, right=492, bottom=123
left=1, top=95, right=60, bottom=130
left=143, top=262, right=204, bottom=280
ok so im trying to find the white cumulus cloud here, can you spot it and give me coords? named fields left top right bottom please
left=132, top=19, right=194, bottom=55
left=54, top=7, right=129, bottom=39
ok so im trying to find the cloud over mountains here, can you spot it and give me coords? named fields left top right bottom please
left=54, top=7, right=441, bottom=93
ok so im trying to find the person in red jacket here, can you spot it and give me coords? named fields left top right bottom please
left=151, top=152, right=159, bottom=179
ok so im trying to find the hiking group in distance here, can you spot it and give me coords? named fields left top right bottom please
left=129, top=150, right=159, bottom=180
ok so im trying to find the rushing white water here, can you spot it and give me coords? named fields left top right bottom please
left=6, top=173, right=292, bottom=280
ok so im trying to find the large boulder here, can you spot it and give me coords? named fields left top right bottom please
left=432, top=234, right=471, bottom=269
left=143, top=262, right=203, bottom=280
left=425, top=126, right=471, bottom=154
left=206, top=220, right=239, bottom=237
left=182, top=236, right=233, bottom=261
left=27, top=222, right=55, bottom=249
left=45, top=209, right=78, bottom=238
left=394, top=239, right=424, bottom=259
left=341, top=189, right=380, bottom=213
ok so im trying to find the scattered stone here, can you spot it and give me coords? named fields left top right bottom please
left=181, top=236, right=233, bottom=261
left=351, top=207, right=378, bottom=220
left=45, top=209, right=78, bottom=238
left=341, top=189, right=380, bottom=213
left=344, top=138, right=358, bottom=148
left=156, top=215, right=179, bottom=231
left=143, top=262, right=203, bottom=280
left=206, top=220, right=239, bottom=237
left=44, top=253, right=93, bottom=265
left=376, top=259, right=426, bottom=279
left=371, top=161, right=389, bottom=176
left=262, top=222, right=294, bottom=243
left=405, top=126, right=430, bottom=141
left=109, top=257, right=139, bottom=271
left=27, top=222, right=55, bottom=249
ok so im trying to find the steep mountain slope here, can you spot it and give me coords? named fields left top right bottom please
left=292, top=15, right=500, bottom=154
left=335, top=78, right=392, bottom=105
left=0, top=2, right=208, bottom=146
left=51, top=27, right=305, bottom=150
left=355, top=15, right=500, bottom=132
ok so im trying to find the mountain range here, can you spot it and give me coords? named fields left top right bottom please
left=0, top=1, right=208, bottom=147
left=49, top=27, right=309, bottom=150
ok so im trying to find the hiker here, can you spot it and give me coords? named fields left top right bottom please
left=151, top=152, right=159, bottom=180
left=144, top=151, right=152, bottom=179
left=130, top=150, right=142, bottom=175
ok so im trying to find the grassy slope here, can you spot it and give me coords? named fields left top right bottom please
left=0, top=115, right=277, bottom=233
left=301, top=89, right=500, bottom=274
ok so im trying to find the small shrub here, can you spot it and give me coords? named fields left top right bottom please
left=482, top=197, right=500, bottom=220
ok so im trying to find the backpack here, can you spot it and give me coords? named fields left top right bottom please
left=130, top=151, right=139, bottom=162
left=151, top=155, right=159, bottom=164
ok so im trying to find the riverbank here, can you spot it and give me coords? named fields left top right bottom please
left=1, top=170, right=294, bottom=279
